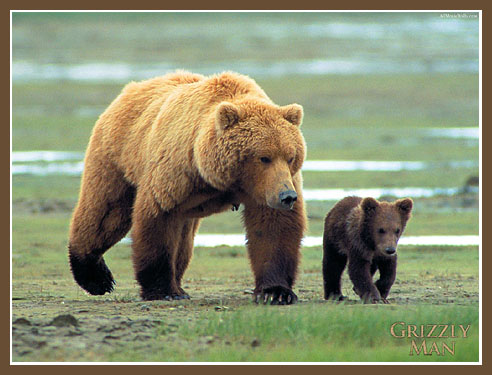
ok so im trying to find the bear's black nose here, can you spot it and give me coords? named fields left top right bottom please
left=385, top=247, right=396, bottom=255
left=279, top=190, right=297, bottom=209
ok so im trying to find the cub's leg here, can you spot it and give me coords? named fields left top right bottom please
left=374, top=255, right=397, bottom=303
left=348, top=257, right=382, bottom=303
left=322, top=240, right=348, bottom=301
left=68, top=160, right=135, bottom=295
left=370, top=261, right=378, bottom=277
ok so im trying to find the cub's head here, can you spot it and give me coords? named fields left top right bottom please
left=196, top=100, right=305, bottom=210
left=360, top=197, right=413, bottom=256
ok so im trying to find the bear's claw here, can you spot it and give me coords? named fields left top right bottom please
left=142, top=291, right=191, bottom=301
left=253, top=286, right=298, bottom=305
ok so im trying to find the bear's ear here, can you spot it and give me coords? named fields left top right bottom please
left=215, top=102, right=240, bottom=134
left=396, top=198, right=413, bottom=215
left=361, top=197, right=379, bottom=214
left=280, top=104, right=303, bottom=127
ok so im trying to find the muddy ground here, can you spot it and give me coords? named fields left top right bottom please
left=12, top=266, right=479, bottom=362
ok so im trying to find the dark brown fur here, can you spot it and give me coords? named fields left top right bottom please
left=322, top=196, right=412, bottom=303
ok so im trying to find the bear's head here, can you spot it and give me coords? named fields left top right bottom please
left=360, top=197, right=413, bottom=256
left=195, top=99, right=305, bottom=210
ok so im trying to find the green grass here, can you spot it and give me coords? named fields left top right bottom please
left=168, top=304, right=479, bottom=362
left=89, top=303, right=479, bottom=362
left=12, top=175, right=81, bottom=201
left=12, top=115, right=96, bottom=151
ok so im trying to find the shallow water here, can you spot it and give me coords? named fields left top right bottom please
left=12, top=58, right=479, bottom=83
left=11, top=151, right=478, bottom=174
left=11, top=151, right=85, bottom=163
left=119, top=234, right=479, bottom=247
left=303, top=159, right=477, bottom=171
left=12, top=161, right=477, bottom=175
left=11, top=151, right=478, bottom=199
left=11, top=161, right=476, bottom=200
left=12, top=162, right=84, bottom=176
left=425, top=127, right=480, bottom=139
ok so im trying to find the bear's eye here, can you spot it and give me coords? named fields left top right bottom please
left=378, top=228, right=385, bottom=234
left=395, top=228, right=400, bottom=234
left=287, top=157, right=294, bottom=164
left=260, top=157, right=272, bottom=164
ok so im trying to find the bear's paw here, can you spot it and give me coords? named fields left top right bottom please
left=254, top=286, right=298, bottom=305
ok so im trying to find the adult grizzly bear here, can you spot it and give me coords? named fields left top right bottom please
left=322, top=196, right=413, bottom=303
left=68, top=71, right=307, bottom=304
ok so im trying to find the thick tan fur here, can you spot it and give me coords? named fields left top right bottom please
left=68, top=71, right=307, bottom=303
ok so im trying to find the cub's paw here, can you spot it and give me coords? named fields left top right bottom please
left=174, top=287, right=191, bottom=300
left=364, top=296, right=385, bottom=304
left=325, top=293, right=347, bottom=302
left=254, top=286, right=298, bottom=305
left=163, top=293, right=191, bottom=301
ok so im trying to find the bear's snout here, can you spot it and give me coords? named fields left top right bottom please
left=279, top=190, right=297, bottom=210
left=384, top=246, right=397, bottom=256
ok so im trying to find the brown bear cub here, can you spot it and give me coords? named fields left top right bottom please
left=322, top=196, right=413, bottom=304
left=68, top=71, right=307, bottom=304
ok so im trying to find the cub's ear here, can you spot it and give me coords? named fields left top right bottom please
left=361, top=197, right=379, bottom=214
left=280, top=104, right=303, bottom=126
left=216, top=102, right=240, bottom=134
left=396, top=198, right=413, bottom=215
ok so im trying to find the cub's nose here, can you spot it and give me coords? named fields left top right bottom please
left=385, top=247, right=396, bottom=255
left=279, top=190, right=297, bottom=209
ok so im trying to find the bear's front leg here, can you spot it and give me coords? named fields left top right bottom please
left=374, top=255, right=397, bottom=303
left=131, top=191, right=188, bottom=301
left=347, top=257, right=382, bottom=304
left=242, top=197, right=306, bottom=305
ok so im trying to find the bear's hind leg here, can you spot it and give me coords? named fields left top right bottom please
left=322, top=240, right=347, bottom=301
left=69, top=167, right=135, bottom=296
left=132, top=191, right=186, bottom=300
left=174, top=218, right=201, bottom=299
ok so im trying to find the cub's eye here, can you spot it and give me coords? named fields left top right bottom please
left=260, top=157, right=271, bottom=164
left=395, top=228, right=400, bottom=234
left=378, top=228, right=385, bottom=234
left=288, top=157, right=294, bottom=164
